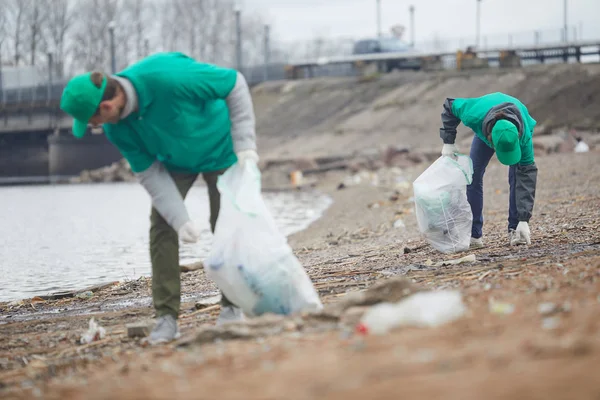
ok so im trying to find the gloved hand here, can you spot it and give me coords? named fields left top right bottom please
left=178, top=221, right=201, bottom=243
left=441, top=143, right=459, bottom=158
left=236, top=149, right=259, bottom=165
left=510, top=221, right=531, bottom=246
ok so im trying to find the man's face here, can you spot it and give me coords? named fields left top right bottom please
left=88, top=100, right=122, bottom=126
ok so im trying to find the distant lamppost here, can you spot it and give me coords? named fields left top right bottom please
left=108, top=21, right=116, bottom=74
left=563, top=0, right=568, bottom=42
left=234, top=5, right=242, bottom=72
left=476, top=0, right=482, bottom=48
left=263, top=24, right=270, bottom=81
left=409, top=5, right=415, bottom=47
left=376, top=0, right=382, bottom=38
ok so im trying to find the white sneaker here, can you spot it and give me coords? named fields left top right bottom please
left=216, top=306, right=246, bottom=326
left=470, top=237, right=484, bottom=249
left=147, top=315, right=181, bottom=345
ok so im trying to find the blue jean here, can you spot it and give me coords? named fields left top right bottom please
left=467, top=135, right=519, bottom=238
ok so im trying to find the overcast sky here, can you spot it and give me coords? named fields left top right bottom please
left=244, top=0, right=600, bottom=46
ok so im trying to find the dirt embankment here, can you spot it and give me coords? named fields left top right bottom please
left=253, top=63, right=600, bottom=160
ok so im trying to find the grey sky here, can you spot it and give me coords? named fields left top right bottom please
left=245, top=0, right=600, bottom=45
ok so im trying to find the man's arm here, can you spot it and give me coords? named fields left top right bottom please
left=225, top=72, right=257, bottom=153
left=136, top=162, right=190, bottom=232
left=515, top=163, right=537, bottom=222
left=440, top=98, right=461, bottom=144
left=515, top=133, right=538, bottom=222
left=105, top=127, right=193, bottom=236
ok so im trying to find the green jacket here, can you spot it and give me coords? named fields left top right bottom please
left=104, top=52, right=238, bottom=173
left=440, top=92, right=537, bottom=165
left=438, top=92, right=538, bottom=222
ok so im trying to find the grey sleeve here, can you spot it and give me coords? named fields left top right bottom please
left=440, top=98, right=461, bottom=144
left=135, top=161, right=190, bottom=232
left=225, top=72, right=257, bottom=153
left=515, top=162, right=538, bottom=222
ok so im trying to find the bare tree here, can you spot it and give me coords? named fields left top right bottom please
left=24, top=0, right=49, bottom=66
left=118, top=0, right=156, bottom=63
left=4, top=0, right=30, bottom=66
left=42, top=0, right=74, bottom=78
left=69, top=0, right=119, bottom=73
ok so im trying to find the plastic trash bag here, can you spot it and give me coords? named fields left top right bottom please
left=413, top=154, right=474, bottom=254
left=205, top=159, right=323, bottom=318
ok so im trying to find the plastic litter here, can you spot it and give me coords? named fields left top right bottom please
left=80, top=317, right=106, bottom=344
left=574, top=140, right=589, bottom=153
left=356, top=290, right=467, bottom=335
left=424, top=254, right=477, bottom=267
left=542, top=317, right=560, bottom=330
left=206, top=159, right=323, bottom=318
left=413, top=155, right=474, bottom=254
left=489, top=298, right=515, bottom=315
left=76, top=291, right=93, bottom=299
left=393, top=219, right=406, bottom=229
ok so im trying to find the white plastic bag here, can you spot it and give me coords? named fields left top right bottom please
left=413, top=154, right=474, bottom=254
left=205, top=159, right=323, bottom=317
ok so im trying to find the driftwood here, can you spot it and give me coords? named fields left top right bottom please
left=39, top=281, right=119, bottom=301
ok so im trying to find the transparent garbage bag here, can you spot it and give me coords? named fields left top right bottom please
left=205, top=159, right=323, bottom=317
left=412, top=154, right=474, bottom=254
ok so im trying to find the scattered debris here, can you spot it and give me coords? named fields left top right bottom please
left=194, top=296, right=221, bottom=310
left=538, top=302, right=558, bottom=316
left=424, top=254, right=477, bottom=267
left=393, top=219, right=406, bottom=229
left=75, top=291, right=93, bottom=300
left=80, top=318, right=107, bottom=344
left=180, top=262, right=204, bottom=273
left=542, top=317, right=561, bottom=330
left=127, top=321, right=155, bottom=338
left=489, top=298, right=515, bottom=315
left=39, top=282, right=119, bottom=301
left=357, top=290, right=467, bottom=335
left=327, top=277, right=420, bottom=315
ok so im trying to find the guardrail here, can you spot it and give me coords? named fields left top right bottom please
left=284, top=40, right=600, bottom=79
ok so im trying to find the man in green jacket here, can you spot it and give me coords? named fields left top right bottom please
left=60, top=52, right=258, bottom=344
left=438, top=92, right=538, bottom=249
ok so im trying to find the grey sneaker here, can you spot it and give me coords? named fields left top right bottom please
left=216, top=306, right=246, bottom=326
left=147, top=315, right=180, bottom=345
left=470, top=237, right=484, bottom=249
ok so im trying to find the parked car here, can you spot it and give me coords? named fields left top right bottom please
left=352, top=37, right=421, bottom=72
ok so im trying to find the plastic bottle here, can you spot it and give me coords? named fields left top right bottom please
left=356, top=290, right=467, bottom=335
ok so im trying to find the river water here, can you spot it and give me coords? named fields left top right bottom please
left=0, top=183, right=332, bottom=302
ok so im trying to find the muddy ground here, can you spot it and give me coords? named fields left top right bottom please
left=1, top=151, right=599, bottom=399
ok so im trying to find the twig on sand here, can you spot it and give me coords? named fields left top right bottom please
left=181, top=304, right=220, bottom=320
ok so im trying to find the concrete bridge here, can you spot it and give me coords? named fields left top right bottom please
left=0, top=81, right=122, bottom=182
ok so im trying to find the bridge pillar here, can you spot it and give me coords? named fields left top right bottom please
left=0, top=133, right=49, bottom=177
left=48, top=133, right=123, bottom=177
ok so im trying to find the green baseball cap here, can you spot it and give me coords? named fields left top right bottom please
left=492, top=119, right=521, bottom=166
left=60, top=73, right=107, bottom=138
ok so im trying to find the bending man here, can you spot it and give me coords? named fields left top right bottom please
left=438, top=92, right=538, bottom=248
left=60, top=52, right=258, bottom=344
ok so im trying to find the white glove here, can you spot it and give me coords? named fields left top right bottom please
left=510, top=221, right=531, bottom=246
left=441, top=143, right=459, bottom=158
left=236, top=149, right=259, bottom=165
left=178, top=221, right=200, bottom=244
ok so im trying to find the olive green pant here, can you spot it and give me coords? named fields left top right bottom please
left=150, top=169, right=233, bottom=319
